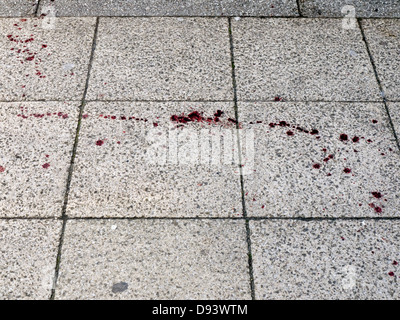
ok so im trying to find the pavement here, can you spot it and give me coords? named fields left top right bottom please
left=0, top=1, right=399, bottom=300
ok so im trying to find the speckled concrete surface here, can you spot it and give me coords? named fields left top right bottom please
left=362, top=19, right=400, bottom=101
left=0, top=219, right=61, bottom=299
left=39, top=0, right=299, bottom=16
left=232, top=18, right=381, bottom=101
left=0, top=17, right=95, bottom=101
left=0, top=0, right=37, bottom=17
left=55, top=219, right=251, bottom=299
left=67, top=101, right=242, bottom=217
left=86, top=18, right=232, bottom=101
left=0, top=13, right=399, bottom=300
left=239, top=102, right=400, bottom=217
left=300, top=0, right=400, bottom=17
left=250, top=220, right=400, bottom=299
left=387, top=102, right=400, bottom=136
left=0, top=102, right=79, bottom=217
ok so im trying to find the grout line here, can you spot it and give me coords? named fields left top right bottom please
left=0, top=99, right=391, bottom=104
left=50, top=17, right=100, bottom=300
left=358, top=18, right=400, bottom=151
left=2, top=216, right=400, bottom=221
left=4, top=15, right=400, bottom=19
left=228, top=17, right=256, bottom=300
left=296, top=0, right=303, bottom=17
left=34, top=0, right=41, bottom=16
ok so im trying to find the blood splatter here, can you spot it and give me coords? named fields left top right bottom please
left=371, top=192, right=382, bottom=199
left=313, top=163, right=321, bottom=169
left=343, top=168, right=351, bottom=173
left=0, top=166, right=5, bottom=173
left=339, top=134, right=348, bottom=142
left=42, top=163, right=50, bottom=169
left=96, top=140, right=104, bottom=146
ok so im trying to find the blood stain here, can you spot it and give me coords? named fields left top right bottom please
left=96, top=140, right=104, bottom=146
left=42, top=163, right=50, bottom=169
left=371, top=192, right=382, bottom=199
left=343, top=168, right=351, bottom=173
left=313, top=163, right=321, bottom=169
left=339, top=134, right=348, bottom=141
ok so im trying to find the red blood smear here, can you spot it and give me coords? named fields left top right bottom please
left=62, top=114, right=68, bottom=119
left=42, top=163, right=50, bottom=169
left=343, top=168, right=351, bottom=173
left=388, top=272, right=395, bottom=277
left=274, top=96, right=281, bottom=101
left=328, top=154, right=334, bottom=159
left=369, top=203, right=375, bottom=208
left=111, top=116, right=116, bottom=120
left=313, top=163, right=321, bottom=169
left=188, top=111, right=203, bottom=122
left=371, top=192, right=382, bottom=199
left=214, top=110, right=223, bottom=118
left=339, top=134, right=348, bottom=141
left=42, top=44, right=47, bottom=48
left=26, top=56, right=35, bottom=61
left=153, top=122, right=158, bottom=127
left=372, top=120, right=378, bottom=124
left=322, top=148, right=327, bottom=152
left=82, top=114, right=89, bottom=119
left=269, top=123, right=276, bottom=128
left=0, top=166, right=5, bottom=173
left=96, top=140, right=104, bottom=146
left=352, top=136, right=360, bottom=143
left=310, top=129, right=319, bottom=135
left=279, top=121, right=288, bottom=127
left=367, top=139, right=372, bottom=143
left=393, top=261, right=398, bottom=265
left=323, top=157, right=330, bottom=162
left=286, top=130, right=294, bottom=136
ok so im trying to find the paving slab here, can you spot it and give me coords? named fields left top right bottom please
left=0, top=102, right=79, bottom=217
left=300, top=0, right=400, bottom=18
left=251, top=220, right=400, bottom=299
left=67, top=101, right=242, bottom=217
left=56, top=219, right=250, bottom=299
left=0, top=17, right=95, bottom=101
left=86, top=17, right=232, bottom=101
left=387, top=102, right=400, bottom=137
left=238, top=102, right=400, bottom=217
left=39, top=0, right=299, bottom=16
left=232, top=18, right=381, bottom=101
left=0, top=219, right=61, bottom=299
left=362, top=19, right=400, bottom=101
left=0, top=0, right=37, bottom=17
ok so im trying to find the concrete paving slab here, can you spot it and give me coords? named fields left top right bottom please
left=39, top=0, right=299, bottom=17
left=0, top=102, right=79, bottom=217
left=0, top=17, right=95, bottom=101
left=0, top=0, right=37, bottom=17
left=67, top=101, right=242, bottom=217
left=239, top=102, right=400, bottom=217
left=56, top=219, right=250, bottom=299
left=0, top=219, right=61, bottom=299
left=300, top=0, right=400, bottom=18
left=86, top=17, right=232, bottom=101
left=232, top=18, right=381, bottom=101
left=362, top=19, right=400, bottom=101
left=250, top=219, right=400, bottom=299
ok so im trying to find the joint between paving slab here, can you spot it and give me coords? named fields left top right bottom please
left=50, top=17, right=100, bottom=300
left=296, top=0, right=303, bottom=17
left=358, top=18, right=400, bottom=152
left=34, top=0, right=41, bottom=16
left=228, top=17, right=255, bottom=300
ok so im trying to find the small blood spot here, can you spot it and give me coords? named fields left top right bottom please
left=343, top=168, right=351, bottom=173
left=388, top=272, right=395, bottom=277
left=371, top=192, right=382, bottom=199
left=0, top=166, right=5, bottom=173
left=313, top=163, right=321, bottom=169
left=96, top=140, right=104, bottom=146
left=339, top=134, right=348, bottom=141
left=42, top=163, right=50, bottom=169
left=352, top=136, right=360, bottom=143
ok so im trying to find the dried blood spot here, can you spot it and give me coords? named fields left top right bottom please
left=371, top=192, right=382, bottom=199
left=343, top=168, right=351, bottom=173
left=310, top=129, right=319, bottom=135
left=388, top=272, right=395, bottom=277
left=26, top=56, right=35, bottom=61
left=313, top=163, right=321, bottom=169
left=369, top=203, right=375, bottom=208
left=82, top=114, right=89, bottom=119
left=153, top=122, right=158, bottom=127
left=352, top=136, right=360, bottom=143
left=42, top=163, right=50, bottom=169
left=286, top=130, right=294, bottom=136
left=393, top=261, right=398, bottom=266
left=372, top=119, right=378, bottom=124
left=375, top=206, right=382, bottom=213
left=0, top=166, right=5, bottom=173
left=339, top=134, right=348, bottom=141
left=96, top=140, right=104, bottom=146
